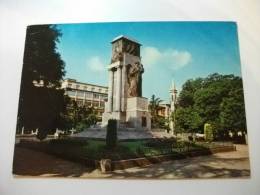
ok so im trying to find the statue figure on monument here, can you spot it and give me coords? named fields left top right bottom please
left=111, top=46, right=123, bottom=63
left=127, top=62, right=144, bottom=97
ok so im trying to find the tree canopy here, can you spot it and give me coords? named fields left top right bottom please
left=149, top=94, right=163, bottom=128
left=17, top=25, right=66, bottom=137
left=175, top=73, right=247, bottom=139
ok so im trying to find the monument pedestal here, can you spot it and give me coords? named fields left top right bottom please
left=102, top=97, right=151, bottom=130
left=125, top=97, right=151, bottom=130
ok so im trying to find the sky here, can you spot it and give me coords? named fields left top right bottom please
left=56, top=22, right=242, bottom=102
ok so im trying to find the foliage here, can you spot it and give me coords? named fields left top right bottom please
left=66, top=100, right=98, bottom=132
left=49, top=138, right=88, bottom=146
left=149, top=94, right=163, bottom=128
left=17, top=25, right=66, bottom=138
left=220, top=88, right=246, bottom=132
left=176, top=73, right=247, bottom=139
left=178, top=78, right=203, bottom=108
left=106, top=119, right=118, bottom=149
left=204, top=123, right=214, bottom=142
left=157, top=116, right=170, bottom=130
left=144, top=138, right=177, bottom=147
left=175, top=107, right=203, bottom=133
left=19, top=138, right=234, bottom=162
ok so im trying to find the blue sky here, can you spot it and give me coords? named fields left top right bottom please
left=57, top=22, right=242, bottom=102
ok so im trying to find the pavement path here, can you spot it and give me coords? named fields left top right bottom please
left=13, top=145, right=250, bottom=179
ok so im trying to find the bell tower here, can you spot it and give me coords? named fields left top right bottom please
left=169, top=80, right=178, bottom=134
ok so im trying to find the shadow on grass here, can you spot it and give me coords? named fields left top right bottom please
left=13, top=146, right=96, bottom=177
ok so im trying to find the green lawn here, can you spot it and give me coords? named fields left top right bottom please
left=47, top=139, right=146, bottom=160
left=19, top=138, right=228, bottom=161
left=47, top=138, right=200, bottom=160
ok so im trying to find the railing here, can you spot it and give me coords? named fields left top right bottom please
left=136, top=141, right=234, bottom=157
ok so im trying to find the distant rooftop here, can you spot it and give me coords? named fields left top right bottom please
left=111, top=35, right=141, bottom=45
left=160, top=101, right=170, bottom=106
left=63, top=78, right=108, bottom=88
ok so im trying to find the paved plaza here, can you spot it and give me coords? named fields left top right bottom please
left=13, top=144, right=250, bottom=179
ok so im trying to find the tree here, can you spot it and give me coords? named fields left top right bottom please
left=176, top=73, right=246, bottom=140
left=17, top=25, right=66, bottom=139
left=178, top=78, right=203, bottom=108
left=67, top=100, right=98, bottom=131
left=149, top=95, right=163, bottom=128
left=193, top=74, right=233, bottom=124
left=220, top=88, right=246, bottom=133
left=175, top=107, right=203, bottom=134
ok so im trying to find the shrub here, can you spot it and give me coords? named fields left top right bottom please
left=106, top=119, right=117, bottom=149
left=188, top=135, right=194, bottom=142
left=204, top=123, right=214, bottom=142
left=145, top=138, right=176, bottom=147
left=49, top=138, right=88, bottom=146
left=36, top=128, right=48, bottom=141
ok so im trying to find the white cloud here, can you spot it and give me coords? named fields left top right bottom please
left=87, top=56, right=105, bottom=72
left=142, top=46, right=192, bottom=70
left=87, top=47, right=191, bottom=73
left=142, top=46, right=161, bottom=66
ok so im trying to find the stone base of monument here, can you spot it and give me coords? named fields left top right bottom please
left=102, top=97, right=151, bottom=131
left=125, top=97, right=151, bottom=130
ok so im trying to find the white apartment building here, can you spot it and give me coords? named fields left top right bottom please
left=61, top=78, right=108, bottom=117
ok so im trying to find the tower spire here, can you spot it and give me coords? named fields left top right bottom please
left=171, top=79, right=176, bottom=91
left=169, top=79, right=177, bottom=135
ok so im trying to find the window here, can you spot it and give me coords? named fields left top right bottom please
left=93, top=101, right=99, bottom=107
left=93, top=93, right=99, bottom=99
left=76, top=84, right=80, bottom=89
left=67, top=90, right=76, bottom=97
left=77, top=91, right=84, bottom=97
left=100, top=101, right=105, bottom=107
left=77, top=100, right=83, bottom=107
left=100, top=94, right=108, bottom=100
left=85, top=92, right=92, bottom=99
left=86, top=100, right=92, bottom=106
left=68, top=83, right=72, bottom=88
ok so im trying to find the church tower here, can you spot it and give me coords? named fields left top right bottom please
left=169, top=80, right=177, bottom=134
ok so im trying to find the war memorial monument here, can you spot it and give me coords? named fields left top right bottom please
left=75, top=35, right=158, bottom=139
left=102, top=35, right=151, bottom=131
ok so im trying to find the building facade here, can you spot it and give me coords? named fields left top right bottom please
left=61, top=78, right=175, bottom=125
left=157, top=103, right=171, bottom=118
left=61, top=79, right=108, bottom=118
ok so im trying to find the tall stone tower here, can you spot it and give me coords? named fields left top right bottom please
left=102, top=35, right=151, bottom=130
left=169, top=80, right=177, bottom=134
